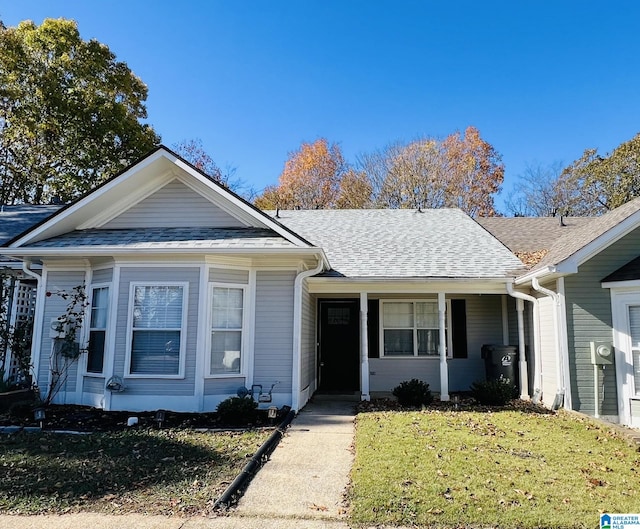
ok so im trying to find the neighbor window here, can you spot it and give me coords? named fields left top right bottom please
left=86, top=286, right=109, bottom=374
left=128, top=284, right=186, bottom=376
left=210, top=285, right=245, bottom=375
left=381, top=300, right=451, bottom=357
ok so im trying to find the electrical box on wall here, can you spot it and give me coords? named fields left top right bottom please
left=590, top=341, right=614, bottom=365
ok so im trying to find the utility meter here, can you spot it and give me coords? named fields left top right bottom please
left=590, top=341, right=614, bottom=365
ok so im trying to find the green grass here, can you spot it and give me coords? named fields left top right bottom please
left=350, top=407, right=640, bottom=528
left=0, top=428, right=270, bottom=515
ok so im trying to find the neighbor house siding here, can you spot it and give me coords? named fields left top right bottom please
left=369, top=294, right=504, bottom=393
left=102, top=180, right=244, bottom=229
left=40, top=269, right=86, bottom=400
left=564, top=228, right=640, bottom=417
left=113, top=267, right=200, bottom=396
left=253, top=271, right=295, bottom=398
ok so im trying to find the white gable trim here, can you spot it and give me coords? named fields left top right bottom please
left=9, top=147, right=313, bottom=249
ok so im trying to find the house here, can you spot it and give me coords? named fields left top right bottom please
left=1, top=145, right=640, bottom=428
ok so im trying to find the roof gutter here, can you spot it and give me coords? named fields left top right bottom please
left=506, top=282, right=540, bottom=401
left=531, top=277, right=566, bottom=410
left=291, top=254, right=326, bottom=412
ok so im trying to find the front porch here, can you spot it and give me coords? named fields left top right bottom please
left=305, top=280, right=534, bottom=405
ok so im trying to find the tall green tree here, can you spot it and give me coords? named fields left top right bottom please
left=0, top=18, right=160, bottom=205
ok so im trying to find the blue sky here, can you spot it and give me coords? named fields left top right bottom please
left=3, top=1, right=640, bottom=212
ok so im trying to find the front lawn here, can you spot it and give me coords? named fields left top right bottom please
left=0, top=428, right=269, bottom=515
left=350, top=404, right=640, bottom=528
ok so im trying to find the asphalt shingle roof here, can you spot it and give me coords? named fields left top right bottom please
left=270, top=209, right=526, bottom=278
left=532, top=197, right=640, bottom=271
left=476, top=217, right=593, bottom=253
left=26, top=227, right=298, bottom=250
left=0, top=205, right=61, bottom=245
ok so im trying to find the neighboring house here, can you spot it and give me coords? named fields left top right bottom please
left=1, top=205, right=62, bottom=382
left=1, top=146, right=640, bottom=428
left=480, top=206, right=640, bottom=428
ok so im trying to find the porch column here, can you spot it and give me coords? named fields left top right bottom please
left=438, top=292, right=449, bottom=401
left=360, top=292, right=370, bottom=401
left=516, top=298, right=529, bottom=399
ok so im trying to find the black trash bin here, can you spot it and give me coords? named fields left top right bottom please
left=481, top=344, right=518, bottom=384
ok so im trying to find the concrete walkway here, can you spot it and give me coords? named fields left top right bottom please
left=0, top=397, right=358, bottom=529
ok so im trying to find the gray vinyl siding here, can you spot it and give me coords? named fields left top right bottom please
left=114, top=267, right=200, bottom=396
left=102, top=180, right=245, bottom=229
left=83, top=376, right=104, bottom=393
left=204, top=377, right=245, bottom=398
left=253, top=271, right=296, bottom=395
left=92, top=268, right=113, bottom=283
left=300, top=280, right=316, bottom=392
left=537, top=293, right=558, bottom=408
left=564, top=228, right=640, bottom=416
left=209, top=268, right=249, bottom=284
left=40, top=269, right=86, bottom=395
left=370, top=294, right=504, bottom=393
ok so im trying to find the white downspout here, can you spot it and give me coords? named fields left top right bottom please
left=506, top=282, right=536, bottom=400
left=532, top=277, right=565, bottom=410
left=22, top=260, right=44, bottom=391
left=292, top=256, right=325, bottom=412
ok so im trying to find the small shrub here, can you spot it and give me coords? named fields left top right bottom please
left=392, top=379, right=433, bottom=407
left=470, top=378, right=518, bottom=406
left=216, top=396, right=258, bottom=426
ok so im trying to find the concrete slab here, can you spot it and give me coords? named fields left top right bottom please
left=236, top=398, right=355, bottom=520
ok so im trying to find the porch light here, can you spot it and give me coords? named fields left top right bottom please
left=155, top=409, right=166, bottom=428
left=34, top=407, right=46, bottom=429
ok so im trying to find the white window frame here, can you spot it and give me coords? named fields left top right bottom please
left=379, top=299, right=453, bottom=358
left=83, top=283, right=110, bottom=377
left=206, top=282, right=247, bottom=378
left=125, top=282, right=188, bottom=379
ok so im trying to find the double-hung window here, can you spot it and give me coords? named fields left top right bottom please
left=210, top=285, right=245, bottom=375
left=86, top=285, right=109, bottom=374
left=128, top=284, right=186, bottom=377
left=381, top=300, right=452, bottom=357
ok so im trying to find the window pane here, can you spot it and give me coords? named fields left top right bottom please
left=211, top=331, right=241, bottom=374
left=131, top=330, right=180, bottom=375
left=418, top=329, right=440, bottom=356
left=384, top=329, right=413, bottom=355
left=90, top=287, right=109, bottom=328
left=383, top=302, right=413, bottom=328
left=416, top=302, right=438, bottom=329
left=212, top=287, right=243, bottom=329
left=133, top=286, right=183, bottom=328
left=87, top=330, right=105, bottom=373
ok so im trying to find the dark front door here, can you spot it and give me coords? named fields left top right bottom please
left=318, top=300, right=360, bottom=392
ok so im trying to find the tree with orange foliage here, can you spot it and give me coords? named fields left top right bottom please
left=442, top=126, right=504, bottom=216
left=255, top=138, right=351, bottom=209
left=360, top=127, right=503, bottom=216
